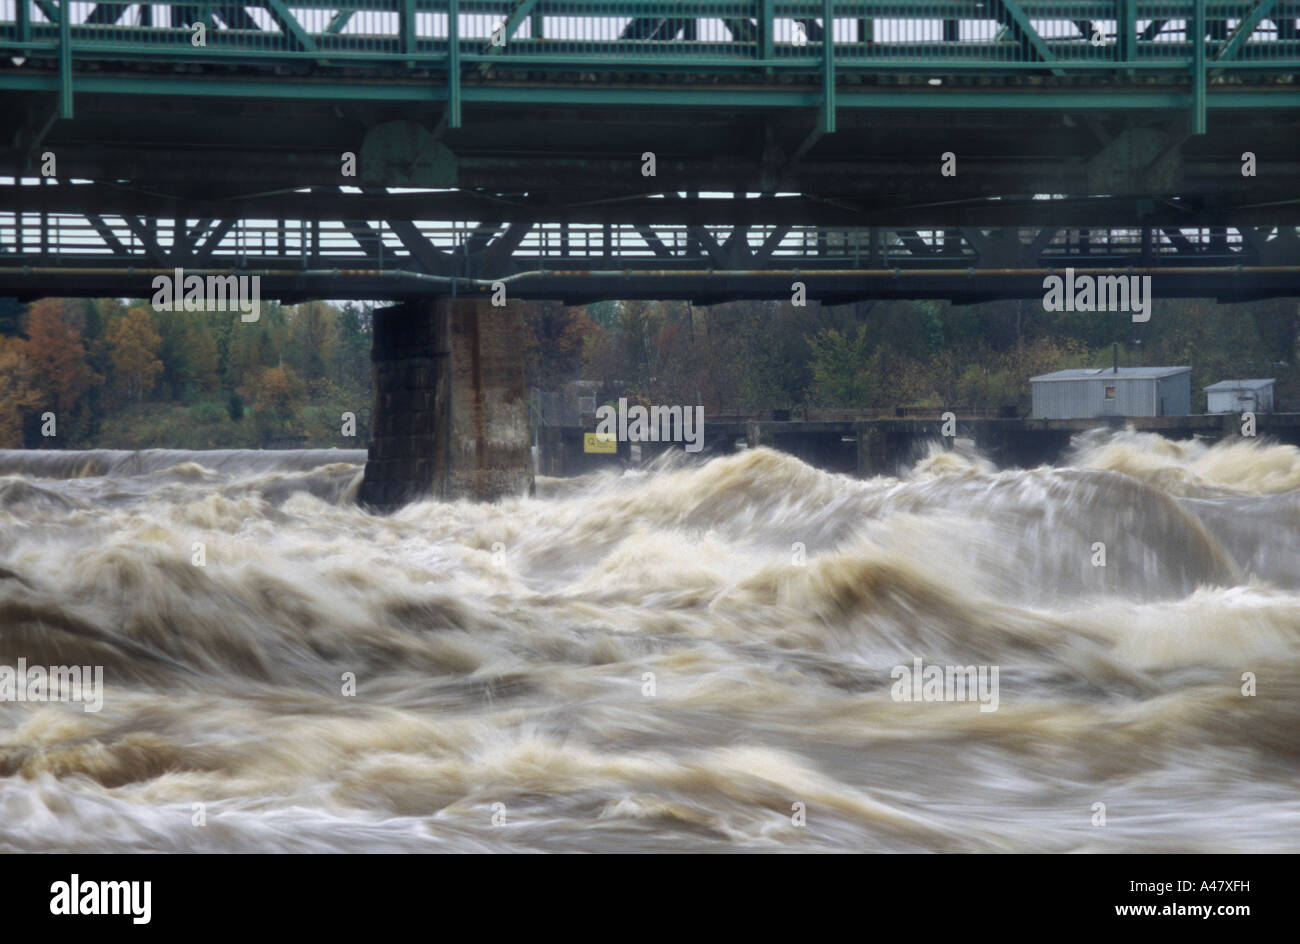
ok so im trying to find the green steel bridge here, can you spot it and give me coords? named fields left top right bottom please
left=1, top=1, right=1298, bottom=302
left=3, top=1, right=1298, bottom=503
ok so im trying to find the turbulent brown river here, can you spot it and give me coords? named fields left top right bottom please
left=1, top=430, right=1298, bottom=853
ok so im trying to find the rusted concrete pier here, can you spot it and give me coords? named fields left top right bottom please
left=359, top=298, right=533, bottom=510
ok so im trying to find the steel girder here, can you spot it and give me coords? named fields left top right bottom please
left=2, top=187, right=1297, bottom=302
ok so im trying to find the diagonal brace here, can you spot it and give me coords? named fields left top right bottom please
left=1214, top=0, right=1277, bottom=61
left=262, top=0, right=316, bottom=51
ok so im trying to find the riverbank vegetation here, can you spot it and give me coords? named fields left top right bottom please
left=0, top=294, right=1295, bottom=448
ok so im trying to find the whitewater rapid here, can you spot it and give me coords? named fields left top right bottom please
left=1, top=431, right=1298, bottom=852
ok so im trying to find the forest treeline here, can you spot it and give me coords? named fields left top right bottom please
left=0, top=296, right=370, bottom=448
left=541, top=296, right=1298, bottom=415
left=0, top=294, right=1296, bottom=449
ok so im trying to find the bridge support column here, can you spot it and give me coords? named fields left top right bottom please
left=359, top=298, right=533, bottom=510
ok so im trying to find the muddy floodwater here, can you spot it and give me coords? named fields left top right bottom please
left=1, top=430, right=1298, bottom=852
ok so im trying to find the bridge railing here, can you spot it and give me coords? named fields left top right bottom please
left=1, top=1, right=1297, bottom=70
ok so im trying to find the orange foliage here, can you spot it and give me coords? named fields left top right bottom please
left=107, top=307, right=164, bottom=403
left=23, top=298, right=98, bottom=413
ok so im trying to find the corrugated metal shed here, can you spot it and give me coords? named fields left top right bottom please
left=1205, top=379, right=1275, bottom=414
left=1030, top=367, right=1191, bottom=419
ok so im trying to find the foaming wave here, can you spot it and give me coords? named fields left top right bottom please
left=0, top=440, right=1298, bottom=852
left=1070, top=427, right=1300, bottom=496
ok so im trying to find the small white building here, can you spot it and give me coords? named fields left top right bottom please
left=1030, top=366, right=1191, bottom=419
left=1204, top=379, right=1275, bottom=414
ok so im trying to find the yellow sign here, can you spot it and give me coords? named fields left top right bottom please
left=583, top=433, right=617, bottom=454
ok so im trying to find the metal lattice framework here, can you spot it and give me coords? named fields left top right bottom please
left=2, top=1, right=1300, bottom=126
left=2, top=182, right=1297, bottom=301
left=2, top=3, right=1298, bottom=302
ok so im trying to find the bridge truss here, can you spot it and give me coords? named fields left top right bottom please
left=2, top=1, right=1299, bottom=125
left=1, top=2, right=1298, bottom=303
left=1, top=183, right=1297, bottom=301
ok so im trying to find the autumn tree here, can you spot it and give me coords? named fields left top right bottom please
left=525, top=301, right=597, bottom=390
left=241, top=364, right=306, bottom=441
left=107, top=307, right=164, bottom=403
left=0, top=336, right=42, bottom=447
left=24, top=299, right=99, bottom=415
